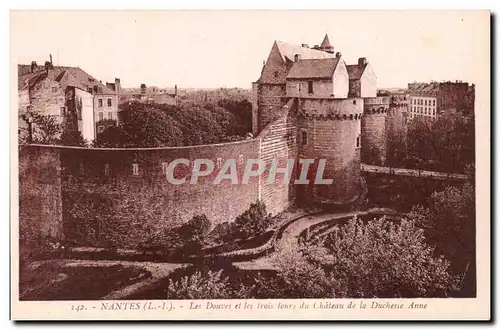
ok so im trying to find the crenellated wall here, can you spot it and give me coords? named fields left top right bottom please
left=295, top=98, right=363, bottom=205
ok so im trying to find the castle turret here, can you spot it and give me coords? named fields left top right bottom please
left=361, top=96, right=390, bottom=165
left=286, top=55, right=363, bottom=205
left=319, top=33, right=335, bottom=54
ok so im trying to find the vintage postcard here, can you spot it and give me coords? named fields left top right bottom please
left=10, top=10, right=490, bottom=321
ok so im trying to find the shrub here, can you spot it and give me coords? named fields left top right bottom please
left=179, top=214, right=211, bottom=245
left=233, top=200, right=272, bottom=239
left=59, top=130, right=88, bottom=147
left=166, top=270, right=253, bottom=299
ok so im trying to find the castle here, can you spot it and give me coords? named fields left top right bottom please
left=251, top=34, right=392, bottom=207
left=19, top=34, right=405, bottom=249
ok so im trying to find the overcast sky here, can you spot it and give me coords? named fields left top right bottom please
left=11, top=10, right=488, bottom=89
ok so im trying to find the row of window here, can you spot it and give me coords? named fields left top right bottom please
left=98, top=98, right=113, bottom=108
left=410, top=106, right=436, bottom=116
left=98, top=111, right=115, bottom=121
left=412, top=98, right=436, bottom=106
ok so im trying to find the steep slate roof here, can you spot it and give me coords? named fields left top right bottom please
left=275, top=41, right=335, bottom=62
left=286, top=58, right=340, bottom=79
left=346, top=64, right=368, bottom=80
left=320, top=34, right=332, bottom=49
left=18, top=70, right=45, bottom=90
left=18, top=65, right=116, bottom=94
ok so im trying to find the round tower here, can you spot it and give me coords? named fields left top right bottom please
left=296, top=98, right=364, bottom=206
left=361, top=96, right=390, bottom=165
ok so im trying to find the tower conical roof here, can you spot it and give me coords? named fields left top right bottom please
left=320, top=34, right=332, bottom=49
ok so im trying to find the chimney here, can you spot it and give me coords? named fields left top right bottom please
left=335, top=52, right=342, bottom=58
left=301, top=44, right=309, bottom=48
left=115, top=78, right=121, bottom=93
left=30, top=61, right=37, bottom=73
left=140, top=83, right=146, bottom=94
left=294, top=54, right=301, bottom=62
left=49, top=54, right=52, bottom=64
left=44, top=61, right=54, bottom=78
left=358, top=57, right=367, bottom=66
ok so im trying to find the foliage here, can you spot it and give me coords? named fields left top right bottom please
left=94, top=96, right=251, bottom=148
left=92, top=126, right=129, bottom=148
left=408, top=181, right=475, bottom=268
left=389, top=114, right=475, bottom=173
left=179, top=214, right=212, bottom=245
left=271, top=216, right=459, bottom=298
left=166, top=270, right=253, bottom=299
left=233, top=200, right=272, bottom=239
left=59, top=130, right=88, bottom=147
left=30, top=111, right=62, bottom=144
left=206, top=221, right=238, bottom=245
left=271, top=245, right=341, bottom=298
left=325, top=216, right=459, bottom=297
left=385, top=125, right=407, bottom=167
left=117, top=108, right=184, bottom=147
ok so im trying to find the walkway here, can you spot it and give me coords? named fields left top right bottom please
left=361, top=163, right=468, bottom=181
left=233, top=210, right=368, bottom=270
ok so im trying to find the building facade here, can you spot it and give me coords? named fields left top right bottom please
left=18, top=59, right=118, bottom=141
left=407, top=81, right=474, bottom=121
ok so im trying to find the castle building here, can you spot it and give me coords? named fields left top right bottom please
left=18, top=58, right=118, bottom=141
left=252, top=34, right=385, bottom=206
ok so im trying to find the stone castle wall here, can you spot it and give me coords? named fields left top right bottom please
left=296, top=98, right=363, bottom=205
left=258, top=99, right=298, bottom=216
left=20, top=140, right=261, bottom=249
left=361, top=96, right=390, bottom=165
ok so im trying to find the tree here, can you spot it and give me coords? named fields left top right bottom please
left=29, top=111, right=62, bottom=144
left=271, top=216, right=459, bottom=298
left=409, top=181, right=475, bottom=269
left=403, top=114, right=475, bottom=173
left=59, top=130, right=88, bottom=147
left=92, top=126, right=130, bottom=148
left=118, top=108, right=184, bottom=147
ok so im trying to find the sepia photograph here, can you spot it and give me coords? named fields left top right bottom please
left=10, top=9, right=490, bottom=320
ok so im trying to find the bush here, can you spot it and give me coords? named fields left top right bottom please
left=167, top=270, right=253, bottom=299
left=233, top=200, right=272, bottom=239
left=179, top=214, right=211, bottom=244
